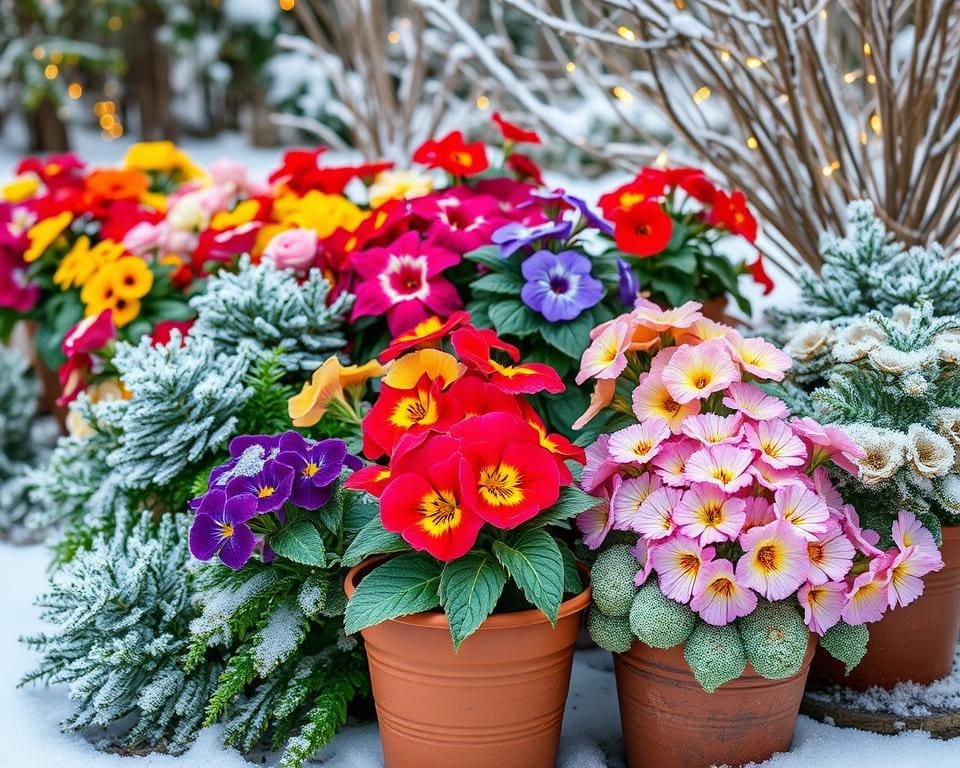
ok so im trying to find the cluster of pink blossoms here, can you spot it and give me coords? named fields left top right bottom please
left=575, top=300, right=944, bottom=635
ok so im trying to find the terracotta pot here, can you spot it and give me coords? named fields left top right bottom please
left=810, top=525, right=960, bottom=690
left=344, top=557, right=590, bottom=768
left=614, top=636, right=816, bottom=768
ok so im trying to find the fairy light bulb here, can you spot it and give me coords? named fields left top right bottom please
left=44, top=64, right=58, bottom=79
left=617, top=26, right=636, bottom=41
left=692, top=86, right=711, bottom=104
left=565, top=61, right=576, bottom=73
left=67, top=82, right=82, bottom=99
left=746, top=57, right=764, bottom=68
left=612, top=85, right=633, bottom=103
left=475, top=95, right=490, bottom=110
left=746, top=136, right=759, bottom=150
left=388, top=30, right=400, bottom=44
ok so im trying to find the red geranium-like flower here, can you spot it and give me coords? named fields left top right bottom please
left=453, top=412, right=561, bottom=528
left=709, top=190, right=758, bottom=242
left=56, top=353, right=91, bottom=407
left=350, top=230, right=463, bottom=336
left=451, top=325, right=563, bottom=395
left=413, top=130, right=489, bottom=177
left=61, top=309, right=116, bottom=357
left=344, top=463, right=392, bottom=497
left=151, top=319, right=194, bottom=347
left=598, top=175, right=665, bottom=220
left=613, top=199, right=673, bottom=257
left=380, top=311, right=471, bottom=362
left=505, top=153, right=545, bottom=185
left=492, top=112, right=543, bottom=144
left=379, top=435, right=485, bottom=561
left=518, top=401, right=585, bottom=483
left=748, top=252, right=775, bottom=295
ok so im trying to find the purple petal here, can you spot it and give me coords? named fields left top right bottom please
left=229, top=434, right=280, bottom=458
left=218, top=524, right=256, bottom=569
left=289, top=481, right=333, bottom=512
left=190, top=513, right=224, bottom=561
left=224, top=493, right=259, bottom=524
left=521, top=281, right=549, bottom=314
left=277, top=431, right=309, bottom=454
left=196, top=489, right=227, bottom=519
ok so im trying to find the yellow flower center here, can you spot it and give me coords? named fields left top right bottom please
left=478, top=463, right=523, bottom=507
left=258, top=486, right=276, bottom=499
left=756, top=544, right=780, bottom=572
left=303, top=462, right=319, bottom=478
left=709, top=577, right=735, bottom=598
left=419, top=489, right=462, bottom=536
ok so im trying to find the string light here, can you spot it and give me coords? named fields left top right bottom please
left=67, top=82, right=83, bottom=99
left=107, top=15, right=123, bottom=31
left=654, top=149, right=669, bottom=167
left=565, top=61, right=576, bottom=73
left=867, top=74, right=877, bottom=84
left=278, top=0, right=295, bottom=9
left=843, top=71, right=861, bottom=84
left=50, top=51, right=63, bottom=64
left=692, top=86, right=711, bottom=104
left=475, top=94, right=490, bottom=110
left=617, top=26, right=636, bottom=41
left=746, top=57, right=764, bottom=68
left=870, top=113, right=882, bottom=134
left=746, top=136, right=759, bottom=150
left=777, top=94, right=789, bottom=104
left=388, top=30, right=400, bottom=44
left=822, top=160, right=840, bottom=177
left=819, top=9, right=828, bottom=19
left=32, top=46, right=45, bottom=60
left=863, top=42, right=872, bottom=55
left=43, top=64, right=58, bottom=80
left=612, top=85, right=633, bottom=103
left=720, top=49, right=730, bottom=62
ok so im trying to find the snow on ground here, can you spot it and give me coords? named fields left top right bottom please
left=3, top=541, right=959, bottom=768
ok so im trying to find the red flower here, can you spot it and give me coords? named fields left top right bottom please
left=413, top=131, right=489, bottom=177
left=748, top=252, right=775, bottom=295
left=193, top=222, right=262, bottom=268
left=451, top=326, right=563, bottom=395
left=446, top=373, right=524, bottom=419
left=492, top=112, right=542, bottom=144
left=17, top=153, right=85, bottom=190
left=344, top=463, right=393, bottom=497
left=380, top=310, right=471, bottom=362
left=505, top=153, right=544, bottom=185
left=379, top=435, right=484, bottom=561
left=151, top=319, right=194, bottom=346
left=61, top=310, right=116, bottom=357
left=56, top=353, right=91, bottom=407
left=708, top=190, right=758, bottom=242
left=518, top=401, right=585, bottom=483
left=452, top=412, right=561, bottom=528
left=612, top=199, right=673, bottom=257
left=598, top=176, right=665, bottom=220
left=99, top=200, right=164, bottom=242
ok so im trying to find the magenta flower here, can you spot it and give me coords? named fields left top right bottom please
left=61, top=309, right=116, bottom=357
left=350, top=231, right=462, bottom=336
left=189, top=490, right=258, bottom=569
left=0, top=248, right=38, bottom=312
left=410, top=189, right=506, bottom=252
left=691, top=558, right=757, bottom=625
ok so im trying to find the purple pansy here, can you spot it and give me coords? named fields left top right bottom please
left=491, top=219, right=572, bottom=258
left=226, top=459, right=295, bottom=513
left=525, top=189, right=614, bottom=235
left=520, top=249, right=604, bottom=322
left=204, top=433, right=283, bottom=493
left=189, top=490, right=258, bottom=569
left=617, top=257, right=639, bottom=306
left=276, top=434, right=362, bottom=511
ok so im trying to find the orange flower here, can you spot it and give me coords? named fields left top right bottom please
left=288, top=356, right=384, bottom=427
left=85, top=169, right=149, bottom=201
left=382, top=349, right=463, bottom=391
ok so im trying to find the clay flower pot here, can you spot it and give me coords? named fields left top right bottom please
left=614, top=637, right=816, bottom=768
left=344, top=558, right=590, bottom=768
left=810, top=525, right=960, bottom=690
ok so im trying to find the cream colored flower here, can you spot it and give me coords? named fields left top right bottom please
left=906, top=424, right=955, bottom=479
left=368, top=170, right=433, bottom=208
left=844, top=424, right=905, bottom=486
left=167, top=190, right=210, bottom=232
left=890, top=305, right=915, bottom=330
left=938, top=475, right=960, bottom=515
left=900, top=372, right=928, bottom=397
left=833, top=319, right=887, bottom=362
left=935, top=408, right=960, bottom=455
left=785, top=321, right=833, bottom=362
left=867, top=345, right=931, bottom=374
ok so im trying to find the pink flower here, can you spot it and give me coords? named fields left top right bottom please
left=806, top=521, right=856, bottom=585
left=572, top=378, right=617, bottom=430
left=743, top=419, right=807, bottom=469
left=722, top=382, right=788, bottom=420
left=651, top=438, right=699, bottom=486
left=839, top=505, right=884, bottom=557
left=411, top=189, right=507, bottom=253
left=680, top=412, right=743, bottom=445
left=790, top=417, right=865, bottom=475
left=673, top=483, right=746, bottom=544
left=736, top=519, right=809, bottom=600
left=773, top=483, right=830, bottom=541
left=581, top=433, right=620, bottom=493
left=725, top=333, right=792, bottom=381
left=661, top=340, right=739, bottom=404
left=611, top=473, right=663, bottom=531
left=263, top=228, right=318, bottom=272
left=684, top=444, right=755, bottom=493
left=350, top=231, right=462, bottom=336
left=633, top=486, right=682, bottom=540
left=576, top=475, right=620, bottom=550
left=577, top=319, right=632, bottom=384
left=0, top=248, right=39, bottom=312
left=892, top=510, right=940, bottom=561
left=631, top=370, right=701, bottom=432
left=691, top=558, right=758, bottom=625
left=651, top=535, right=714, bottom=602
left=742, top=496, right=776, bottom=531
left=842, top=556, right=892, bottom=624
left=632, top=539, right=655, bottom=586
left=750, top=461, right=803, bottom=491
left=607, top=418, right=671, bottom=464
left=811, top=466, right=843, bottom=510
left=799, top=581, right=846, bottom=635
left=61, top=309, right=116, bottom=357
left=123, top=221, right=165, bottom=254
left=631, top=298, right=704, bottom=332
left=887, top=546, right=939, bottom=609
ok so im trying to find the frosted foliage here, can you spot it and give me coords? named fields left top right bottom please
left=251, top=600, right=306, bottom=676
left=108, top=332, right=251, bottom=489
left=190, top=567, right=282, bottom=647
left=21, top=512, right=220, bottom=753
left=770, top=201, right=960, bottom=332
left=190, top=257, right=353, bottom=372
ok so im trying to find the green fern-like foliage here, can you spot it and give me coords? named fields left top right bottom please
left=20, top=512, right=222, bottom=753
left=236, top=350, right=298, bottom=436
left=190, top=257, right=353, bottom=373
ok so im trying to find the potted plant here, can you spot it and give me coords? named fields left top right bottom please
left=340, top=314, right=597, bottom=768
left=572, top=299, right=938, bottom=768
left=770, top=204, right=960, bottom=688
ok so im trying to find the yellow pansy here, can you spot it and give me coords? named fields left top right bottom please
left=53, top=235, right=93, bottom=289
left=124, top=141, right=204, bottom=180
left=108, top=256, right=154, bottom=299
left=368, top=169, right=433, bottom=208
left=24, top=211, right=73, bottom=263
left=211, top=199, right=260, bottom=230
left=2, top=174, right=40, bottom=203
left=280, top=191, right=366, bottom=239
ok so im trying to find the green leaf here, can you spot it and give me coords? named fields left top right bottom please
left=463, top=245, right=503, bottom=270
left=471, top=272, right=525, bottom=296
left=439, top=551, right=508, bottom=649
left=492, top=528, right=564, bottom=623
left=654, top=251, right=697, bottom=274
left=539, top=311, right=595, bottom=359
left=558, top=540, right=583, bottom=595
left=527, top=485, right=598, bottom=528
left=315, top=481, right=345, bottom=535
left=270, top=521, right=327, bottom=566
left=344, top=554, right=442, bottom=634
left=342, top=515, right=409, bottom=567
left=488, top=299, right=540, bottom=338
left=342, top=492, right=379, bottom=536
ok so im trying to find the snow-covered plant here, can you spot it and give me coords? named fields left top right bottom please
left=790, top=303, right=960, bottom=535
left=20, top=511, right=222, bottom=753
left=190, top=257, right=352, bottom=373
left=770, top=202, right=960, bottom=334
left=185, top=431, right=373, bottom=767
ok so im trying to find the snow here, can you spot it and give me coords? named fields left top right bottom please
left=3, top=540, right=959, bottom=767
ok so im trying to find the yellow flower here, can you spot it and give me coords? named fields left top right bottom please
left=80, top=269, right=117, bottom=310
left=54, top=235, right=92, bottom=289
left=106, top=296, right=141, bottom=327
left=139, top=191, right=169, bottom=212
left=211, top=199, right=260, bottom=230
left=368, top=170, right=433, bottom=208
left=280, top=191, right=366, bottom=239
left=24, top=211, right=72, bottom=263
left=124, top=141, right=204, bottom=180
left=2, top=174, right=39, bottom=203
left=67, top=379, right=131, bottom=437
left=288, top=357, right=385, bottom=427
left=383, top=349, right=462, bottom=390
left=108, top=256, right=154, bottom=299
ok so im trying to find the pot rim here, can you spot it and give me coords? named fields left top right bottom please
left=344, top=554, right=591, bottom=631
